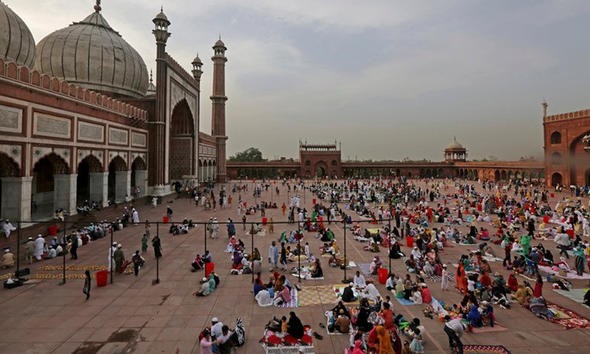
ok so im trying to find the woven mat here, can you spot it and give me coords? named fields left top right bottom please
left=546, top=301, right=590, bottom=329
left=463, top=344, right=511, bottom=354
left=298, top=285, right=346, bottom=307
left=277, top=288, right=298, bottom=308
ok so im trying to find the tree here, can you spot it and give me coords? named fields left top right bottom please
left=229, top=147, right=266, bottom=162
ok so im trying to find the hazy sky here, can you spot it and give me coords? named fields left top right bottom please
left=9, top=0, right=590, bottom=161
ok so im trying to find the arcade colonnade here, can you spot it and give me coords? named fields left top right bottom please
left=0, top=150, right=147, bottom=221
left=198, top=159, right=217, bottom=182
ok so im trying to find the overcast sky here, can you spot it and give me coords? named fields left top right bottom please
left=9, top=0, right=590, bottom=161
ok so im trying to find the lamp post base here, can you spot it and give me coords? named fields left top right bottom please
left=341, top=278, right=353, bottom=284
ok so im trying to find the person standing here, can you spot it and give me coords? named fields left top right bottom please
left=268, top=241, right=278, bottom=271
left=141, top=233, right=149, bottom=253
left=280, top=242, right=288, bottom=271
left=131, top=208, right=140, bottom=224
left=82, top=270, right=91, bottom=300
left=24, top=237, right=35, bottom=264
left=199, top=329, right=213, bottom=354
left=70, top=234, right=78, bottom=260
left=441, top=264, right=450, bottom=291
left=268, top=217, right=274, bottom=234
left=152, top=235, right=162, bottom=259
left=132, top=250, right=145, bottom=276
left=34, top=234, right=46, bottom=261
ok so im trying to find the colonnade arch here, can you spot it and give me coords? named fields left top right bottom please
left=198, top=159, right=217, bottom=182
left=31, top=153, right=70, bottom=219
left=108, top=156, right=128, bottom=203
left=0, top=153, right=22, bottom=219
left=76, top=155, right=103, bottom=206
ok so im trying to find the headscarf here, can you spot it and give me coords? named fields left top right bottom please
left=349, top=339, right=364, bottom=354
left=376, top=325, right=394, bottom=354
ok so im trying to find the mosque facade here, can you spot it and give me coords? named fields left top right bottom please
left=0, top=1, right=228, bottom=221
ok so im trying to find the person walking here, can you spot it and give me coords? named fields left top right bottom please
left=280, top=242, right=288, bottom=270
left=152, top=235, right=162, bottom=259
left=24, top=237, right=35, bottom=264
left=83, top=270, right=91, bottom=300
left=132, top=250, right=145, bottom=276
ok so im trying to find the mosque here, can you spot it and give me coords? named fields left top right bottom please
left=0, top=1, right=228, bottom=221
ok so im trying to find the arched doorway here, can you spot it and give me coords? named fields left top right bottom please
left=131, top=156, right=147, bottom=199
left=494, top=170, right=500, bottom=181
left=551, top=172, right=562, bottom=187
left=76, top=155, right=102, bottom=206
left=315, top=162, right=327, bottom=178
left=169, top=100, right=195, bottom=181
left=32, top=153, right=69, bottom=219
left=0, top=153, right=21, bottom=219
left=108, top=156, right=127, bottom=203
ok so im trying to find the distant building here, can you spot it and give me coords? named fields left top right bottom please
left=543, top=101, right=590, bottom=187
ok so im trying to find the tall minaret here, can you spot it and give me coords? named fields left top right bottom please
left=211, top=38, right=228, bottom=183
left=149, top=7, right=171, bottom=194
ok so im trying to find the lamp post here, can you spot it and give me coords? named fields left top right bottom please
left=297, top=224, right=302, bottom=283
left=155, top=222, right=160, bottom=284
left=251, top=224, right=255, bottom=283
left=388, top=217, right=392, bottom=274
left=341, top=219, right=350, bottom=283
left=60, top=219, right=66, bottom=285
left=15, top=222, right=20, bottom=275
left=110, top=227, right=114, bottom=284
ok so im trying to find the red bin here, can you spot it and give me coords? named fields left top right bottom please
left=378, top=268, right=388, bottom=285
left=96, top=270, right=108, bottom=287
left=205, top=262, right=215, bottom=278
left=406, top=236, right=414, bottom=248
left=162, top=216, right=169, bottom=224
left=543, top=215, right=550, bottom=224
left=566, top=229, right=574, bottom=239
left=262, top=217, right=268, bottom=225
left=48, top=225, right=58, bottom=236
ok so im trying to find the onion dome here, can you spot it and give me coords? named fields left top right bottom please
left=445, top=137, right=465, bottom=151
left=34, top=2, right=148, bottom=98
left=0, top=1, right=36, bottom=67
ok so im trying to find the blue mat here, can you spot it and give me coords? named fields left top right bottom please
left=359, top=263, right=371, bottom=276
left=395, top=297, right=417, bottom=305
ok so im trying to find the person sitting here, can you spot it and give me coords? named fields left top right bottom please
left=513, top=284, right=533, bottom=306
left=310, top=259, right=323, bottom=278
left=47, top=245, right=57, bottom=259
left=194, top=277, right=211, bottom=296
left=274, top=285, right=291, bottom=306
left=356, top=298, right=374, bottom=333
left=466, top=304, right=483, bottom=327
left=369, top=256, right=382, bottom=275
left=583, top=289, right=590, bottom=307
left=353, top=271, right=367, bottom=289
left=1, top=248, right=15, bottom=268
left=389, top=240, right=404, bottom=259
left=386, top=273, right=397, bottom=291
left=331, top=301, right=350, bottom=318
left=363, top=283, right=381, bottom=302
left=333, top=309, right=350, bottom=334
left=202, top=250, right=212, bottom=264
left=420, top=283, right=432, bottom=304
left=286, top=312, right=304, bottom=339
left=342, top=283, right=356, bottom=302
left=192, top=254, right=204, bottom=271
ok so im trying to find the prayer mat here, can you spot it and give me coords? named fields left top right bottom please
left=538, top=265, right=590, bottom=280
left=427, top=274, right=456, bottom=283
left=546, top=301, right=590, bottom=329
left=277, top=288, right=298, bottom=308
left=463, top=344, right=511, bottom=354
left=553, top=288, right=590, bottom=308
left=395, top=297, right=417, bottom=306
left=359, top=263, right=371, bottom=276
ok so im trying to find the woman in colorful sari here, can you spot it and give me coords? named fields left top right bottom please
left=456, top=261, right=466, bottom=294
left=573, top=246, right=586, bottom=276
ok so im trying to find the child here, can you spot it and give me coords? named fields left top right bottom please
left=409, top=328, right=424, bottom=353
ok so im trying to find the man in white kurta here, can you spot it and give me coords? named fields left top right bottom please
left=1, top=219, right=16, bottom=239
left=131, top=208, right=140, bottom=224
left=34, top=234, right=46, bottom=261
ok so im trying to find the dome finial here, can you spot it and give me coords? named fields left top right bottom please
left=149, top=69, right=153, bottom=84
left=94, top=0, right=102, bottom=13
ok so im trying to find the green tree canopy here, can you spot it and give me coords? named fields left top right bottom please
left=229, top=147, right=266, bottom=162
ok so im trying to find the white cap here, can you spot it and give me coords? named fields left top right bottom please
left=212, top=317, right=219, bottom=323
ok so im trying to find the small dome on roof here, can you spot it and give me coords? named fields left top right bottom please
left=214, top=38, right=226, bottom=48
left=446, top=137, right=465, bottom=150
left=0, top=1, right=36, bottom=67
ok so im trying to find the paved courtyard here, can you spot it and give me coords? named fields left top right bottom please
left=1, top=180, right=589, bottom=354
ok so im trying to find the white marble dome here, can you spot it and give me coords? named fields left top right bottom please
left=0, top=1, right=36, bottom=68
left=34, top=5, right=148, bottom=98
